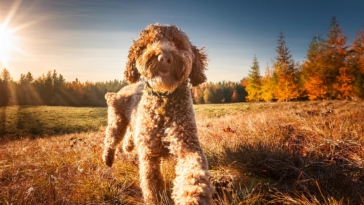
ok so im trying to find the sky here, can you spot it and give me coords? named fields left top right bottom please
left=0, top=0, right=364, bottom=83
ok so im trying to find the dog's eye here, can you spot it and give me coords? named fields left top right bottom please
left=173, top=40, right=187, bottom=50
left=138, top=46, right=147, bottom=54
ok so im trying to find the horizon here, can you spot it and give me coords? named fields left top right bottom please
left=1, top=0, right=364, bottom=83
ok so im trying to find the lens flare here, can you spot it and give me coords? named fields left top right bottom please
left=0, top=25, right=16, bottom=64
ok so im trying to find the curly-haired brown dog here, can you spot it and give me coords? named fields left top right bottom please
left=102, top=24, right=214, bottom=204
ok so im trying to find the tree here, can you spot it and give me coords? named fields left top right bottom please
left=53, top=70, right=66, bottom=106
left=304, top=75, right=327, bottom=100
left=26, top=72, right=34, bottom=83
left=324, top=17, right=349, bottom=98
left=351, top=26, right=364, bottom=98
left=245, top=55, right=262, bottom=101
left=273, top=32, right=299, bottom=101
left=18, top=72, right=40, bottom=105
left=275, top=72, right=299, bottom=101
left=302, top=36, right=328, bottom=100
left=0, top=68, right=11, bottom=106
left=260, top=66, right=274, bottom=102
left=1, top=68, right=11, bottom=82
left=203, top=87, right=214, bottom=104
left=231, top=90, right=239, bottom=102
left=333, top=67, right=354, bottom=99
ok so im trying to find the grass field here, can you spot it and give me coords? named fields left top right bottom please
left=1, top=101, right=364, bottom=204
left=0, top=106, right=107, bottom=138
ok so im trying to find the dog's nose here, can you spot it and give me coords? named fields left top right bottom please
left=158, top=52, right=173, bottom=65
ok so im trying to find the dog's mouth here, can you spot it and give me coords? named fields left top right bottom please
left=157, top=69, right=170, bottom=77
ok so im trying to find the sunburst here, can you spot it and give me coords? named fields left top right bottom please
left=0, top=24, right=17, bottom=66
left=0, top=0, right=33, bottom=68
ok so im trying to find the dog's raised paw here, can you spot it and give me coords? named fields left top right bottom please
left=102, top=148, right=116, bottom=167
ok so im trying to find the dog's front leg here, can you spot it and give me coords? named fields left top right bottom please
left=138, top=153, right=165, bottom=204
left=169, top=127, right=214, bottom=205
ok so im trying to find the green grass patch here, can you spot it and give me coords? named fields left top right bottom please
left=0, top=106, right=107, bottom=138
left=1, top=100, right=364, bottom=138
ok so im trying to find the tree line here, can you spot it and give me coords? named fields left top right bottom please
left=0, top=69, right=127, bottom=107
left=0, top=67, right=248, bottom=106
left=192, top=82, right=247, bottom=104
left=245, top=17, right=364, bottom=102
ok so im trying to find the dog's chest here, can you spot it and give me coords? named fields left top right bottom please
left=136, top=94, right=190, bottom=132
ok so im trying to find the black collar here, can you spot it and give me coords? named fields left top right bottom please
left=144, top=83, right=174, bottom=98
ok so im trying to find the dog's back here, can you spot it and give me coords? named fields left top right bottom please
left=105, top=82, right=144, bottom=121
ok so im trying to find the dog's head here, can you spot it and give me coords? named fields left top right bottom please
left=125, top=24, right=207, bottom=93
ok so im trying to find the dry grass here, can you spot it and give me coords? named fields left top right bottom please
left=0, top=132, right=143, bottom=204
left=198, top=100, right=364, bottom=204
left=1, top=100, right=364, bottom=204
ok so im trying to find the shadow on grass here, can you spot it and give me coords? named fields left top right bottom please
left=208, top=136, right=364, bottom=204
left=0, top=107, right=6, bottom=136
left=0, top=106, right=107, bottom=144
left=0, top=106, right=46, bottom=143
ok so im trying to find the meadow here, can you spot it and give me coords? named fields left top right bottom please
left=0, top=106, right=107, bottom=138
left=1, top=101, right=364, bottom=204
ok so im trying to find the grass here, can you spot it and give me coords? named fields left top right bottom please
left=0, top=106, right=107, bottom=138
left=1, top=100, right=364, bottom=204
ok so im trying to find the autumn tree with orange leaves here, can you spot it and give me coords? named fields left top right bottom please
left=260, top=66, right=274, bottom=102
left=273, top=32, right=300, bottom=102
left=302, top=36, right=328, bottom=100
left=333, top=67, right=355, bottom=100
left=324, top=17, right=350, bottom=99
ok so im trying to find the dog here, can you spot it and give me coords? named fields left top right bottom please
left=102, top=23, right=214, bottom=205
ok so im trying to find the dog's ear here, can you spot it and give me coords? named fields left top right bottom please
left=189, top=46, right=207, bottom=86
left=124, top=41, right=141, bottom=84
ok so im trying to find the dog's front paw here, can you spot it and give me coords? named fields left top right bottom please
left=102, top=148, right=116, bottom=167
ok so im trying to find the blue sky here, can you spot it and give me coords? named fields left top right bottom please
left=1, top=0, right=364, bottom=82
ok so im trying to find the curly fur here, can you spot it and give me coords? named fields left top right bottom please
left=103, top=23, right=213, bottom=205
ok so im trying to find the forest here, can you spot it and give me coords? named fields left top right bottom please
left=245, top=17, right=364, bottom=102
left=0, top=17, right=364, bottom=107
left=0, top=69, right=128, bottom=107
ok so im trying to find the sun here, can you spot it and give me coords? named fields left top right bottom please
left=0, top=25, right=16, bottom=65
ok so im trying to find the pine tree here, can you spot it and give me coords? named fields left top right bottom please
left=273, top=32, right=299, bottom=101
left=0, top=68, right=11, bottom=106
left=260, top=65, right=274, bottom=102
left=302, top=36, right=328, bottom=100
left=275, top=73, right=299, bottom=101
left=351, top=26, right=364, bottom=98
left=26, top=72, right=34, bottom=83
left=245, top=55, right=262, bottom=101
left=333, top=67, right=354, bottom=99
left=52, top=70, right=66, bottom=105
left=325, top=17, right=349, bottom=98
left=304, top=75, right=327, bottom=100
left=43, top=71, right=54, bottom=104
left=1, top=68, right=11, bottom=82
